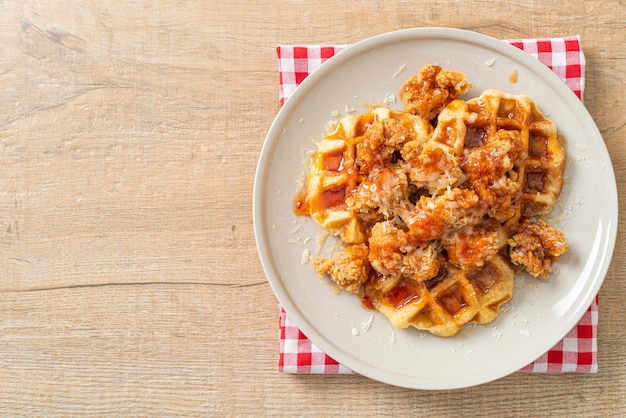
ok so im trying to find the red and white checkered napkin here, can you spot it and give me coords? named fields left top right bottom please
left=276, top=35, right=598, bottom=374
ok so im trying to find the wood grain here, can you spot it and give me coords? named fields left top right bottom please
left=0, top=1, right=624, bottom=416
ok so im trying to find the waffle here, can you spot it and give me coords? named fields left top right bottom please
left=298, top=65, right=567, bottom=337
left=305, top=106, right=431, bottom=244
left=462, top=89, right=566, bottom=223
left=363, top=254, right=514, bottom=337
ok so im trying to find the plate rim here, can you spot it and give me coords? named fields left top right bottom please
left=253, top=27, right=619, bottom=389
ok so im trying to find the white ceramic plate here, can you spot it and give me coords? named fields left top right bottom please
left=253, top=28, right=618, bottom=389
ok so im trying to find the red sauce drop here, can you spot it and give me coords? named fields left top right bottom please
left=323, top=152, right=344, bottom=171
left=293, top=191, right=309, bottom=216
left=361, top=295, right=375, bottom=310
left=319, top=186, right=346, bottom=210
left=355, top=116, right=373, bottom=136
left=384, top=280, right=420, bottom=309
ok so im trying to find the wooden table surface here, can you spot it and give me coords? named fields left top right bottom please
left=1, top=1, right=624, bottom=416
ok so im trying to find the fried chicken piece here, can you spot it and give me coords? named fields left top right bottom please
left=401, top=64, right=472, bottom=121
left=311, top=244, right=371, bottom=294
left=403, top=142, right=464, bottom=195
left=355, top=118, right=415, bottom=174
left=346, top=166, right=409, bottom=221
left=461, top=129, right=523, bottom=222
left=404, top=188, right=487, bottom=242
left=368, top=221, right=440, bottom=282
left=442, top=224, right=506, bottom=269
left=508, top=218, right=568, bottom=278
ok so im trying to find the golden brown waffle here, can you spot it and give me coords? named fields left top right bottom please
left=363, top=254, right=514, bottom=337
left=305, top=107, right=431, bottom=244
left=298, top=65, right=567, bottom=337
left=463, top=89, right=566, bottom=222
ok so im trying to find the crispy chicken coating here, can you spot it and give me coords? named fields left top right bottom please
left=311, top=244, right=371, bottom=294
left=461, top=129, right=523, bottom=222
left=403, top=142, right=464, bottom=195
left=401, top=64, right=472, bottom=121
left=508, top=218, right=568, bottom=278
left=404, top=188, right=487, bottom=243
left=346, top=166, right=409, bottom=221
left=442, top=224, right=506, bottom=269
left=368, top=221, right=440, bottom=282
left=355, top=118, right=417, bottom=173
